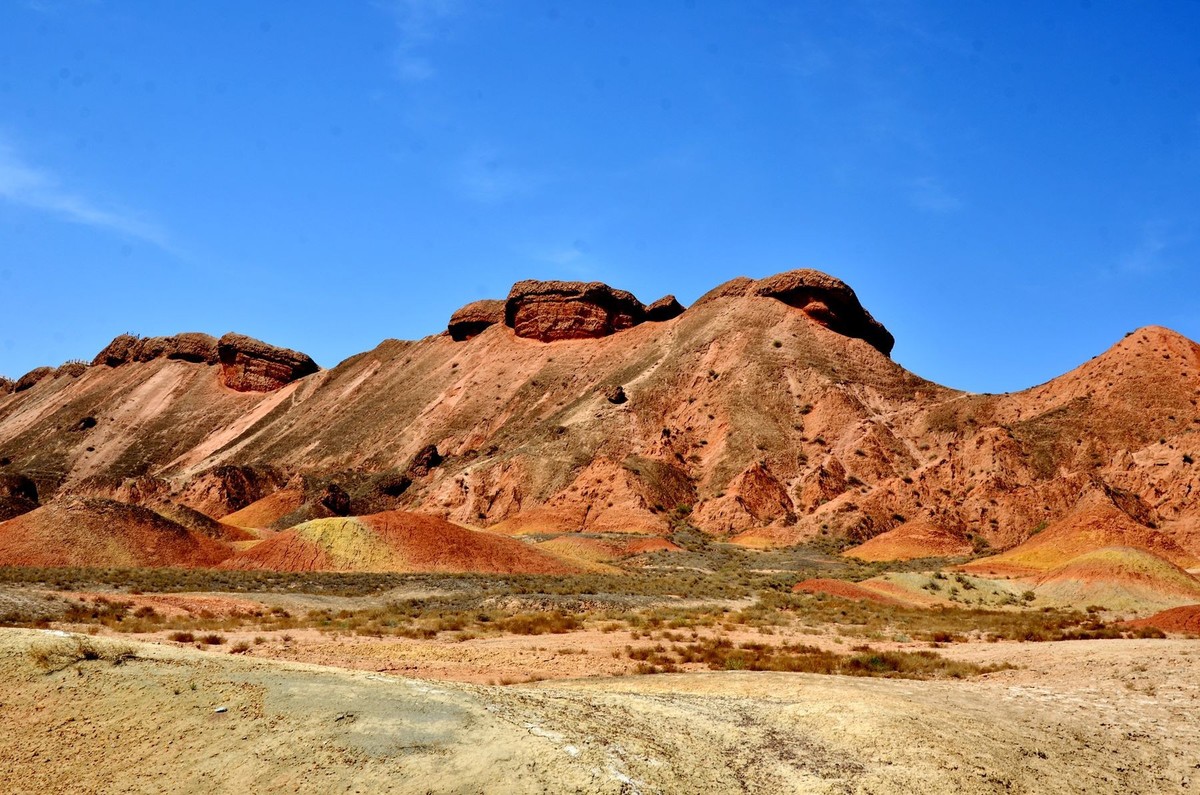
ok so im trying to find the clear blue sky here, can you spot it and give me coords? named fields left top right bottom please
left=1, top=1, right=1198, bottom=393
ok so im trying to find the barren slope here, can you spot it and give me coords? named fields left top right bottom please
left=2, top=629, right=1197, bottom=794
left=224, top=510, right=582, bottom=574
left=2, top=270, right=1199, bottom=561
left=0, top=498, right=231, bottom=568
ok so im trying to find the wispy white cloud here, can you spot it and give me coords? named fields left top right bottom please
left=908, top=176, right=962, bottom=213
left=0, top=136, right=170, bottom=247
left=378, top=0, right=460, bottom=83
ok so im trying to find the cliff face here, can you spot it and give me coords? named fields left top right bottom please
left=2, top=269, right=1199, bottom=562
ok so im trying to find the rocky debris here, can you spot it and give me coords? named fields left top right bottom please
left=505, top=280, right=646, bottom=342
left=603, top=385, right=628, bottom=404
left=13, top=367, right=54, bottom=393
left=0, top=377, right=12, bottom=395
left=407, top=445, right=443, bottom=478
left=645, top=295, right=685, bottom=322
left=217, top=333, right=319, bottom=392
left=693, top=269, right=894, bottom=356
left=0, top=473, right=39, bottom=522
left=448, top=299, right=505, bottom=341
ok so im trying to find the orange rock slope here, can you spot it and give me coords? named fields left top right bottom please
left=2, top=269, right=1200, bottom=565
left=223, top=510, right=582, bottom=574
left=0, top=498, right=231, bottom=568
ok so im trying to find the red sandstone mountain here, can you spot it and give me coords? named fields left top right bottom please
left=1, top=268, right=1199, bottom=569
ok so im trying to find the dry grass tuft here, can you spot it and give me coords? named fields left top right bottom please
left=28, top=636, right=136, bottom=672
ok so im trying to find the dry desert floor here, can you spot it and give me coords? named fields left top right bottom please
left=1, top=626, right=1198, bottom=794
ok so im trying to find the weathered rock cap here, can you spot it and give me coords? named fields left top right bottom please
left=92, top=334, right=141, bottom=367
left=695, top=269, right=894, bottom=356
left=645, top=295, right=685, bottom=322
left=217, top=333, right=320, bottom=392
left=92, top=332, right=219, bottom=367
left=134, top=333, right=219, bottom=364
left=448, top=299, right=505, bottom=341
left=0, top=377, right=13, bottom=395
left=54, top=362, right=89, bottom=379
left=505, top=279, right=646, bottom=342
left=14, top=366, right=54, bottom=393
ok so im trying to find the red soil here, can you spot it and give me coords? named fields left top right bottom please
left=843, top=518, right=972, bottom=561
left=224, top=510, right=583, bottom=574
left=791, top=578, right=907, bottom=606
left=0, top=498, right=231, bottom=568
left=622, top=537, right=683, bottom=554
left=1126, top=604, right=1200, bottom=634
left=221, top=489, right=305, bottom=529
left=961, top=504, right=1199, bottom=578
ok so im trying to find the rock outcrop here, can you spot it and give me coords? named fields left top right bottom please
left=0, top=377, right=12, bottom=395
left=645, top=295, right=685, bottom=322
left=448, top=299, right=505, bottom=341
left=217, top=333, right=319, bottom=392
left=694, top=269, right=894, bottom=355
left=133, top=333, right=219, bottom=364
left=92, top=334, right=141, bottom=367
left=54, top=362, right=89, bottom=379
left=505, top=280, right=646, bottom=342
left=407, top=444, right=443, bottom=478
left=93, top=332, right=219, bottom=366
left=603, top=385, right=627, bottom=404
left=0, top=473, right=39, bottom=522
left=13, top=367, right=54, bottom=392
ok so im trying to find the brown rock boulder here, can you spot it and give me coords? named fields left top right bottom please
left=92, top=334, right=141, bottom=367
left=54, top=362, right=89, bottom=379
left=0, top=377, right=12, bottom=395
left=448, top=299, right=505, bottom=341
left=504, top=280, right=646, bottom=342
left=645, top=295, right=685, bottom=322
left=13, top=367, right=54, bottom=393
left=407, top=444, right=443, bottom=478
left=690, top=269, right=894, bottom=356
left=754, top=270, right=894, bottom=356
left=217, top=333, right=319, bottom=392
left=134, top=333, right=219, bottom=364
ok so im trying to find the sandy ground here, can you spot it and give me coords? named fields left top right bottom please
left=1, top=628, right=1197, bottom=794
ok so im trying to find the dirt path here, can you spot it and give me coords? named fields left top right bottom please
left=1, top=629, right=1196, bottom=793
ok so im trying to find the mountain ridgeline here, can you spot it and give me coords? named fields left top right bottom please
left=2, top=268, right=1199, bottom=570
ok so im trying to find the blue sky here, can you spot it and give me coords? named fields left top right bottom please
left=1, top=1, right=1198, bottom=393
